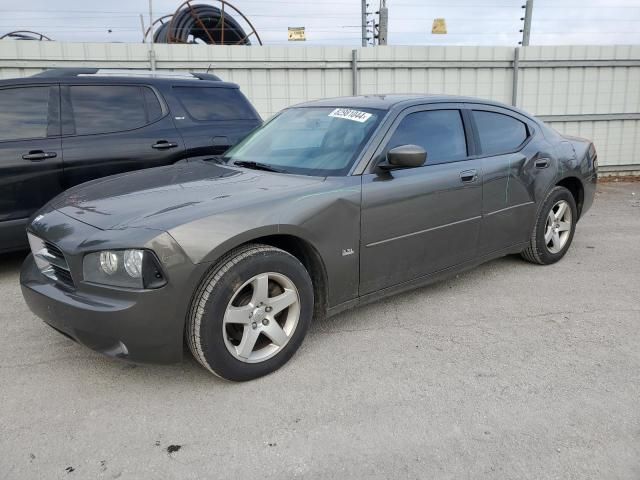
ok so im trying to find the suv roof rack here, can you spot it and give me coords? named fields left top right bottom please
left=31, top=68, right=222, bottom=81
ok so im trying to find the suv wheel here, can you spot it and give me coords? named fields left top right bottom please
left=187, top=244, right=313, bottom=381
left=521, top=186, right=577, bottom=265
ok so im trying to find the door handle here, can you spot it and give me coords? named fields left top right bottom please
left=460, top=169, right=478, bottom=183
left=22, top=151, right=57, bottom=161
left=535, top=158, right=550, bottom=169
left=151, top=140, right=178, bottom=150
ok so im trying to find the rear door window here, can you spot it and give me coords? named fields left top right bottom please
left=69, top=85, right=162, bottom=135
left=0, top=86, right=51, bottom=141
left=385, top=109, right=468, bottom=164
left=174, top=87, right=257, bottom=121
left=472, top=110, right=528, bottom=156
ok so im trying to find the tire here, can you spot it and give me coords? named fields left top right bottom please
left=521, top=186, right=577, bottom=265
left=187, top=244, right=314, bottom=381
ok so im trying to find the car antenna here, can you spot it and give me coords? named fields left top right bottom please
left=206, top=63, right=213, bottom=74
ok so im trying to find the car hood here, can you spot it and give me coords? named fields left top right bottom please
left=51, top=161, right=325, bottom=230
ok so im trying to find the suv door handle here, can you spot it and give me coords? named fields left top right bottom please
left=22, top=150, right=57, bottom=161
left=151, top=140, right=178, bottom=150
left=535, top=158, right=550, bottom=169
left=460, top=169, right=478, bottom=183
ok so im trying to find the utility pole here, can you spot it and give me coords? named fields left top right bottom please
left=521, top=0, right=533, bottom=46
left=140, top=14, right=146, bottom=43
left=378, top=0, right=388, bottom=45
left=361, top=0, right=368, bottom=47
left=148, top=0, right=156, bottom=70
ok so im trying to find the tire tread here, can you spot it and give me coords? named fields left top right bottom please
left=521, top=186, right=574, bottom=265
left=186, top=244, right=286, bottom=378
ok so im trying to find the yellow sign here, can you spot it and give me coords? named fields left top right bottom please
left=432, top=18, right=447, bottom=34
left=288, top=27, right=306, bottom=41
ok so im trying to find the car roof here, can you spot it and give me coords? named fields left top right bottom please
left=0, top=73, right=239, bottom=89
left=293, top=94, right=527, bottom=114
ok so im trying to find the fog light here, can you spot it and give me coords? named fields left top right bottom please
left=99, top=251, right=118, bottom=275
left=124, top=249, right=144, bottom=278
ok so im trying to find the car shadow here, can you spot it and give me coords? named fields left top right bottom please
left=7, top=252, right=528, bottom=386
left=0, top=251, right=28, bottom=277
left=310, top=254, right=526, bottom=334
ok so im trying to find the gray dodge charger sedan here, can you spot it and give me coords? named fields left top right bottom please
left=21, top=95, right=597, bottom=381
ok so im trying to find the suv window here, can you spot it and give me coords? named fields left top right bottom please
left=386, top=110, right=467, bottom=164
left=174, top=87, right=257, bottom=121
left=0, top=86, right=51, bottom=142
left=143, top=88, right=163, bottom=123
left=69, top=85, right=162, bottom=135
left=472, top=110, right=528, bottom=156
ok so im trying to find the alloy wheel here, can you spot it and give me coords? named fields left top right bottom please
left=544, top=200, right=573, bottom=254
left=222, top=272, right=300, bottom=363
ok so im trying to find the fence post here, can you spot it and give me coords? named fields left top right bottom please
left=511, top=47, right=520, bottom=107
left=352, top=49, right=359, bottom=96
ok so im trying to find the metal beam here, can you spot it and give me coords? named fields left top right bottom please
left=598, top=164, right=640, bottom=174
left=512, top=47, right=520, bottom=107
left=352, top=49, right=359, bottom=95
left=539, top=113, right=640, bottom=122
left=519, top=59, right=640, bottom=67
left=358, top=61, right=514, bottom=68
left=5, top=58, right=639, bottom=71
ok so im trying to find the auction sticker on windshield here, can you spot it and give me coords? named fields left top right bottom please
left=328, top=108, right=372, bottom=123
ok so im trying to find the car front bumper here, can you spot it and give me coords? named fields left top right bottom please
left=20, top=228, right=208, bottom=364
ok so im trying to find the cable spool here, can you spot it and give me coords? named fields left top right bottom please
left=144, top=15, right=173, bottom=43
left=146, top=0, right=261, bottom=45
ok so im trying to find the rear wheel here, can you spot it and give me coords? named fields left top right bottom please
left=521, top=186, right=577, bottom=265
left=187, top=244, right=313, bottom=381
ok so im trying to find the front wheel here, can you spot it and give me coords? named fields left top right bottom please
left=521, top=186, right=577, bottom=265
left=187, top=244, right=314, bottom=381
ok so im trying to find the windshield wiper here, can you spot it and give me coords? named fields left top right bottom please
left=232, top=160, right=286, bottom=173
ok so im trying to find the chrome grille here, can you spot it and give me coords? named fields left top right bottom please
left=43, top=241, right=64, bottom=259
left=50, top=265, right=74, bottom=284
left=28, top=233, right=74, bottom=287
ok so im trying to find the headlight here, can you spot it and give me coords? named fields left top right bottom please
left=83, top=249, right=166, bottom=289
left=99, top=251, right=119, bottom=275
left=123, top=249, right=144, bottom=278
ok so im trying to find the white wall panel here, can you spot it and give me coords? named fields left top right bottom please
left=0, top=42, right=638, bottom=169
left=547, top=120, right=640, bottom=167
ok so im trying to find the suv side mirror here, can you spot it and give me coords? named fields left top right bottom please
left=378, top=144, right=427, bottom=171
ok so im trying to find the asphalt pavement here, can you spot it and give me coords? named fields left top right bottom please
left=1, top=181, right=638, bottom=480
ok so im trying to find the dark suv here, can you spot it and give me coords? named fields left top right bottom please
left=0, top=68, right=261, bottom=253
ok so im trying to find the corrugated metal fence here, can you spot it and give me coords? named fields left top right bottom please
left=1, top=42, right=638, bottom=172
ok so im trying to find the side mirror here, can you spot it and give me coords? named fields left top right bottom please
left=378, top=144, right=427, bottom=171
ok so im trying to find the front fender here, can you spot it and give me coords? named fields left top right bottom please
left=168, top=176, right=363, bottom=307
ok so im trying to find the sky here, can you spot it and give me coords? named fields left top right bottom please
left=1, top=0, right=639, bottom=46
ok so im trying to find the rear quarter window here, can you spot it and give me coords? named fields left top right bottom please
left=472, top=110, right=528, bottom=156
left=174, top=86, right=257, bottom=121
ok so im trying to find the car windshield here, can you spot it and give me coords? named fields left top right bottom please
left=223, top=106, right=384, bottom=176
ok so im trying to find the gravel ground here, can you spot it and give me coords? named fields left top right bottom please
left=1, top=182, right=639, bottom=480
